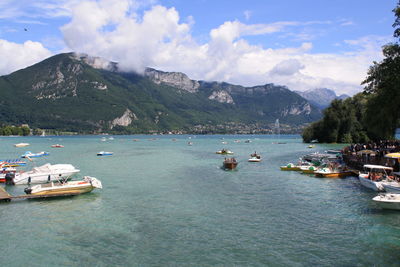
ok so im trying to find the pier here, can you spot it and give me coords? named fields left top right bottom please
left=0, top=186, right=81, bottom=203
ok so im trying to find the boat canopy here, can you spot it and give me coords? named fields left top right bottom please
left=363, top=164, right=393, bottom=170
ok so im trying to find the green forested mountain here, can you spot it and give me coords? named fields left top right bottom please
left=0, top=53, right=321, bottom=134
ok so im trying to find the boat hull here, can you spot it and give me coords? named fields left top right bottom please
left=280, top=166, right=301, bottom=171
left=382, top=182, right=400, bottom=193
left=359, top=175, right=385, bottom=191
left=315, top=171, right=354, bottom=178
left=29, top=185, right=94, bottom=196
left=372, top=194, right=400, bottom=210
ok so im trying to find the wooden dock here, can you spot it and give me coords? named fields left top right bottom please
left=0, top=186, right=82, bottom=202
left=0, top=186, right=12, bottom=202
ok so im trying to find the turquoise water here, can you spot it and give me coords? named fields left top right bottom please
left=0, top=135, right=399, bottom=266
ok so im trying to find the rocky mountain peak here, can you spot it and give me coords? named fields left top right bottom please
left=144, top=68, right=200, bottom=93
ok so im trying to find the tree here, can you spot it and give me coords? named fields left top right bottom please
left=362, top=2, right=400, bottom=140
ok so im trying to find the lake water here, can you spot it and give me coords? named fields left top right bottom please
left=0, top=135, right=399, bottom=266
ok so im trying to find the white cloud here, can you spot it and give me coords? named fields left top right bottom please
left=0, top=39, right=52, bottom=74
left=0, top=0, right=389, bottom=96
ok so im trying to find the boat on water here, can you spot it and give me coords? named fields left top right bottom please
left=303, top=152, right=338, bottom=162
left=223, top=157, right=238, bottom=170
left=372, top=193, right=400, bottom=210
left=308, top=145, right=315, bottom=148
left=21, top=151, right=49, bottom=158
left=51, top=144, right=64, bottom=148
left=0, top=167, right=17, bottom=183
left=280, top=163, right=303, bottom=171
left=300, top=165, right=319, bottom=174
left=97, top=151, right=113, bottom=156
left=10, top=163, right=80, bottom=185
left=14, top=143, right=30, bottom=147
left=216, top=149, right=234, bottom=155
left=248, top=152, right=261, bottom=162
left=358, top=164, right=393, bottom=191
left=24, top=176, right=102, bottom=196
left=0, top=159, right=26, bottom=167
left=314, top=168, right=355, bottom=178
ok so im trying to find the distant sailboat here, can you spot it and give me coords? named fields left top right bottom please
left=273, top=119, right=286, bottom=144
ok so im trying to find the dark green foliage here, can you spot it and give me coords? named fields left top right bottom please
left=0, top=125, right=30, bottom=136
left=302, top=94, right=370, bottom=143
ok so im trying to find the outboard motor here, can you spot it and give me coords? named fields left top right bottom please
left=5, top=172, right=15, bottom=185
left=24, top=187, right=32, bottom=194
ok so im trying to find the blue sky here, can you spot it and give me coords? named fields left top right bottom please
left=0, top=0, right=398, bottom=95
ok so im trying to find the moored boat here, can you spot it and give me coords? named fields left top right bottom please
left=314, top=169, right=354, bottom=178
left=24, top=176, right=102, bottom=196
left=51, top=144, right=64, bottom=148
left=372, top=193, right=400, bottom=210
left=223, top=157, right=238, bottom=170
left=21, top=151, right=49, bottom=158
left=14, top=143, right=30, bottom=147
left=97, top=151, right=113, bottom=156
left=358, top=164, right=393, bottom=191
left=11, top=163, right=80, bottom=185
left=300, top=165, right=318, bottom=174
left=280, top=163, right=302, bottom=171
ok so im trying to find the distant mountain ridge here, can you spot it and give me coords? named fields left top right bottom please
left=295, top=88, right=350, bottom=109
left=0, top=53, right=322, bottom=134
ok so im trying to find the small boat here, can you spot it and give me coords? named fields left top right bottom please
left=300, top=165, right=318, bottom=174
left=14, top=143, right=30, bottom=147
left=188, top=141, right=193, bottom=146
left=101, top=137, right=107, bottom=142
left=21, top=151, right=49, bottom=158
left=326, top=149, right=341, bottom=154
left=372, top=193, right=400, bottom=210
left=280, top=163, right=303, bottom=171
left=248, top=152, right=261, bottom=162
left=358, top=164, right=393, bottom=191
left=216, top=149, right=234, bottom=155
left=11, top=163, right=80, bottom=185
left=97, top=151, right=113, bottom=156
left=244, top=139, right=251, bottom=143
left=51, top=144, right=64, bottom=148
left=314, top=168, right=354, bottom=178
left=24, top=176, right=102, bottom=196
left=308, top=145, right=315, bottom=148
left=0, top=167, right=17, bottom=183
left=223, top=157, right=238, bottom=170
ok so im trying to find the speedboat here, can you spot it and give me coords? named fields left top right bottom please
left=248, top=152, right=261, bottom=162
left=382, top=178, right=400, bottom=193
left=358, top=164, right=393, bottom=191
left=223, top=157, right=238, bottom=170
left=216, top=149, right=234, bottom=155
left=24, top=176, right=102, bottom=196
left=14, top=143, right=30, bottom=147
left=11, top=163, right=80, bottom=185
left=97, top=151, right=113, bottom=156
left=372, top=193, right=400, bottom=210
left=21, top=151, right=49, bottom=158
left=51, top=144, right=64, bottom=148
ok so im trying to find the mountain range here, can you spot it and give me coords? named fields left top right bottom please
left=0, top=53, right=324, bottom=134
left=295, top=88, right=350, bottom=109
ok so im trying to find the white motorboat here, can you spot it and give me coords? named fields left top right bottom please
left=97, top=151, right=113, bottom=156
left=248, top=152, right=261, bottom=162
left=14, top=143, right=30, bottom=147
left=24, top=176, right=102, bottom=196
left=382, top=180, right=400, bottom=193
left=358, top=164, right=393, bottom=191
left=372, top=193, right=400, bottom=210
left=11, top=163, right=80, bottom=185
